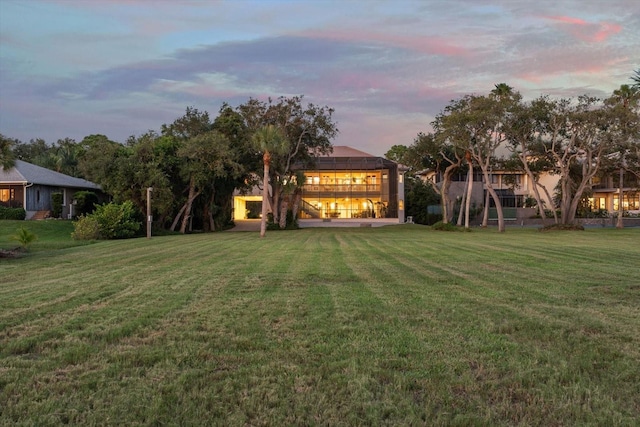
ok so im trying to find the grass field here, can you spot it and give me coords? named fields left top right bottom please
left=1, top=220, right=639, bottom=426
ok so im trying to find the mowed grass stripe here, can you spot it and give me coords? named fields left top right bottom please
left=1, top=225, right=639, bottom=425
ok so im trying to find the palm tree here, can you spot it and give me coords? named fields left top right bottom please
left=631, top=69, right=640, bottom=90
left=252, top=125, right=289, bottom=237
left=491, top=83, right=514, bottom=100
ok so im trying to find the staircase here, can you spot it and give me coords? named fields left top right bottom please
left=301, top=200, right=322, bottom=218
left=30, top=210, right=51, bottom=220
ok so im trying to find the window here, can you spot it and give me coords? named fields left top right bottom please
left=399, top=173, right=403, bottom=184
left=0, top=189, right=9, bottom=202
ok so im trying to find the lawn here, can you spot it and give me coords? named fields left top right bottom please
left=1, top=222, right=639, bottom=426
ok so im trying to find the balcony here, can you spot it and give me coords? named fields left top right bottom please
left=302, top=184, right=380, bottom=194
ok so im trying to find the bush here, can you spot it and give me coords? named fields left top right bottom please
left=52, top=193, right=63, bottom=218
left=0, top=206, right=26, bottom=220
left=73, top=191, right=99, bottom=218
left=431, top=221, right=466, bottom=232
left=71, top=201, right=141, bottom=240
left=93, top=201, right=141, bottom=239
left=71, top=215, right=101, bottom=240
left=539, top=223, right=584, bottom=232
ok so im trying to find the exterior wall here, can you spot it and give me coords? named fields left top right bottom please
left=299, top=157, right=400, bottom=220
left=21, top=186, right=103, bottom=219
left=231, top=154, right=405, bottom=223
left=26, top=185, right=57, bottom=211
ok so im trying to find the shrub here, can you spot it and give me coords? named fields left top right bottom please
left=71, top=215, right=101, bottom=240
left=431, top=221, right=466, bottom=232
left=51, top=193, right=63, bottom=218
left=93, top=201, right=141, bottom=239
left=71, top=201, right=141, bottom=240
left=73, top=191, right=98, bottom=218
left=0, top=206, right=26, bottom=220
left=539, top=223, right=585, bottom=232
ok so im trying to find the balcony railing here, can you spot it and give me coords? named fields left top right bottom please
left=303, top=184, right=380, bottom=193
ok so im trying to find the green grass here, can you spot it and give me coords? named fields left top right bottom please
left=0, top=220, right=93, bottom=252
left=1, top=223, right=639, bottom=425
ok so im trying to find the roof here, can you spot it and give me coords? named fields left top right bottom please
left=321, top=146, right=377, bottom=158
left=0, top=160, right=101, bottom=190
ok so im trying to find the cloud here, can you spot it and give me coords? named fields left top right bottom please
left=543, top=15, right=622, bottom=43
left=1, top=0, right=638, bottom=157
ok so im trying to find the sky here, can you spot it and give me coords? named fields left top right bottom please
left=0, top=0, right=638, bottom=156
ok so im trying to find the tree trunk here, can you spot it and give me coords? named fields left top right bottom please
left=441, top=163, right=457, bottom=224
left=486, top=185, right=505, bottom=232
left=279, top=194, right=289, bottom=229
left=456, top=173, right=467, bottom=226
left=464, top=162, right=473, bottom=229
left=538, top=182, right=558, bottom=224
left=481, top=187, right=490, bottom=227
left=260, top=152, right=270, bottom=238
left=271, top=181, right=280, bottom=226
left=170, top=204, right=188, bottom=232
left=616, top=167, right=624, bottom=229
left=291, top=190, right=302, bottom=221
left=180, top=179, right=200, bottom=234
left=203, top=190, right=215, bottom=232
left=526, top=174, right=547, bottom=227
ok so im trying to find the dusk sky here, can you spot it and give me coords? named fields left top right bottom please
left=1, top=0, right=638, bottom=156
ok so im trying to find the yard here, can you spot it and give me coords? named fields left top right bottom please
left=1, top=221, right=639, bottom=425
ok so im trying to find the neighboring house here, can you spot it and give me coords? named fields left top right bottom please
left=233, top=146, right=407, bottom=224
left=419, top=166, right=639, bottom=217
left=590, top=172, right=640, bottom=214
left=0, top=160, right=103, bottom=219
left=417, top=168, right=555, bottom=215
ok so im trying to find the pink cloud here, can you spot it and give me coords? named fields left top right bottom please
left=544, top=15, right=621, bottom=43
left=299, top=28, right=470, bottom=57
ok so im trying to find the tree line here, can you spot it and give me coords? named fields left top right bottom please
left=1, top=96, right=338, bottom=234
left=388, top=71, right=640, bottom=231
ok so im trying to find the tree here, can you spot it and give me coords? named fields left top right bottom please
left=211, top=104, right=256, bottom=231
left=252, top=125, right=289, bottom=237
left=410, top=131, right=464, bottom=224
left=604, top=84, right=640, bottom=228
left=0, top=134, right=17, bottom=169
left=631, top=68, right=640, bottom=90
left=435, top=88, right=519, bottom=232
left=385, top=145, right=409, bottom=164
left=537, top=96, right=619, bottom=225
left=404, top=178, right=441, bottom=225
left=77, top=134, right=126, bottom=193
left=238, top=96, right=338, bottom=228
left=504, top=96, right=559, bottom=225
left=163, top=107, right=244, bottom=233
left=12, top=138, right=49, bottom=163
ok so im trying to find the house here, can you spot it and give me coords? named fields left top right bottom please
left=419, top=166, right=639, bottom=219
left=233, top=146, right=407, bottom=224
left=0, top=160, right=102, bottom=219
left=590, top=173, right=640, bottom=214
left=418, top=168, right=557, bottom=217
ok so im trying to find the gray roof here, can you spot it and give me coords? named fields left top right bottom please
left=0, top=160, right=101, bottom=190
left=322, top=146, right=377, bottom=158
